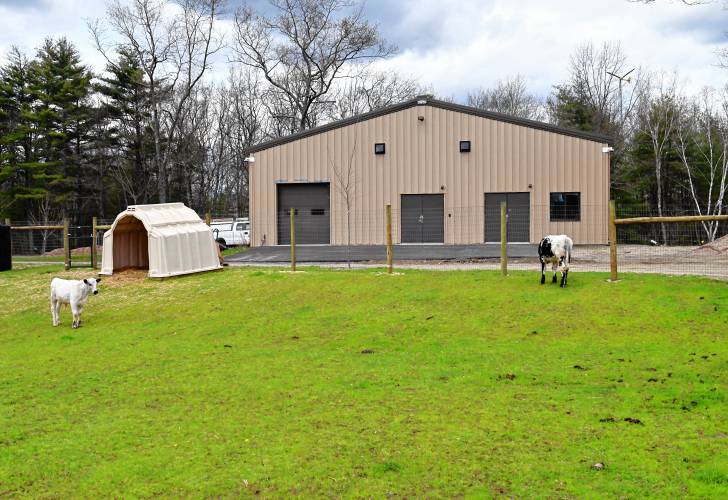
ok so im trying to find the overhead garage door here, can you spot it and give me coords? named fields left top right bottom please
left=485, top=192, right=530, bottom=242
left=401, top=194, right=444, bottom=243
left=277, top=183, right=330, bottom=244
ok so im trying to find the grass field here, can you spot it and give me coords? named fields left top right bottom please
left=0, top=266, right=727, bottom=497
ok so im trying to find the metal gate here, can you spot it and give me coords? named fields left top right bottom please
left=485, top=192, right=530, bottom=242
left=401, top=194, right=444, bottom=243
left=277, top=183, right=330, bottom=244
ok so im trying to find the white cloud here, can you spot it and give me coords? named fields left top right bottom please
left=0, top=0, right=726, bottom=99
left=371, top=0, right=728, bottom=99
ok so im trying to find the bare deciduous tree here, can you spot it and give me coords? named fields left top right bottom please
left=466, top=75, right=545, bottom=121
left=568, top=41, right=644, bottom=139
left=29, top=195, right=61, bottom=254
left=629, top=0, right=710, bottom=4
left=91, top=0, right=224, bottom=203
left=675, top=89, right=728, bottom=241
left=329, top=70, right=425, bottom=120
left=232, top=0, right=395, bottom=133
left=639, top=73, right=679, bottom=243
left=328, top=136, right=357, bottom=268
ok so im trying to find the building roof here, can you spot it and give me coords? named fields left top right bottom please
left=119, top=203, right=204, bottom=232
left=244, top=96, right=611, bottom=155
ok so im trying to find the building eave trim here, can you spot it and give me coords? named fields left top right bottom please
left=243, top=97, right=611, bottom=156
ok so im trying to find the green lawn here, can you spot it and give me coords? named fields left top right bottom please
left=0, top=266, right=726, bottom=497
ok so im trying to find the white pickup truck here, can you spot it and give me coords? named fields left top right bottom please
left=210, top=218, right=250, bottom=247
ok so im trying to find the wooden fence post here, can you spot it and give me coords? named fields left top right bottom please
left=385, top=204, right=393, bottom=274
left=500, top=201, right=507, bottom=276
left=609, top=200, right=618, bottom=282
left=91, top=217, right=98, bottom=269
left=290, top=208, right=296, bottom=272
left=63, top=218, right=70, bottom=271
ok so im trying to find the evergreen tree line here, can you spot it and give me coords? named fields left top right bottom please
left=0, top=38, right=266, bottom=224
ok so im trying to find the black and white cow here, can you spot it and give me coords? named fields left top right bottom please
left=538, top=235, right=573, bottom=287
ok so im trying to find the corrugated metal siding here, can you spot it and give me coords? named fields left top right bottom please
left=250, top=105, right=610, bottom=245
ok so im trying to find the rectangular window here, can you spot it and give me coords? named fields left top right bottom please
left=550, top=192, right=581, bottom=221
left=374, top=143, right=386, bottom=155
left=459, top=140, right=471, bottom=153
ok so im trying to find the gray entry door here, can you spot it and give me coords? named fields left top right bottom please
left=401, top=194, right=444, bottom=243
left=485, top=192, right=530, bottom=242
left=277, top=183, right=330, bottom=244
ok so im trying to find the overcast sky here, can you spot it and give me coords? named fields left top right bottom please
left=0, top=0, right=726, bottom=100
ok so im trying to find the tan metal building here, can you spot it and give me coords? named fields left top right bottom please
left=246, top=96, right=610, bottom=246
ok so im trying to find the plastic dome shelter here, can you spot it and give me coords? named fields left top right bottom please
left=100, top=203, right=222, bottom=278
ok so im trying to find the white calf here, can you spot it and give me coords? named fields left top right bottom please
left=50, top=277, right=101, bottom=328
left=538, top=235, right=573, bottom=287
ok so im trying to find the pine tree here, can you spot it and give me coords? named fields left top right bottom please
left=547, top=84, right=597, bottom=133
left=29, top=38, right=95, bottom=216
left=94, top=49, right=154, bottom=206
left=0, top=47, right=36, bottom=218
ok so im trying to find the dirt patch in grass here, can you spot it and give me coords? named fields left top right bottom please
left=101, top=269, right=149, bottom=287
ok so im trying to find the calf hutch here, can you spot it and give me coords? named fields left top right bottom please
left=246, top=96, right=611, bottom=246
left=100, top=203, right=222, bottom=278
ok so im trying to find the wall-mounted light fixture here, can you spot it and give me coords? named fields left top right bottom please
left=459, top=141, right=471, bottom=153
left=418, top=115, right=425, bottom=121
left=374, top=143, right=386, bottom=155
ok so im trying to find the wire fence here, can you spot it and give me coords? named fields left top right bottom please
left=6, top=219, right=114, bottom=268
left=251, top=202, right=727, bottom=279
left=612, top=206, right=728, bottom=279
left=4, top=203, right=727, bottom=279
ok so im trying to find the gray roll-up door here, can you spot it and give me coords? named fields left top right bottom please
left=277, top=183, right=330, bottom=244
left=401, top=194, right=444, bottom=243
left=484, top=192, right=530, bottom=243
